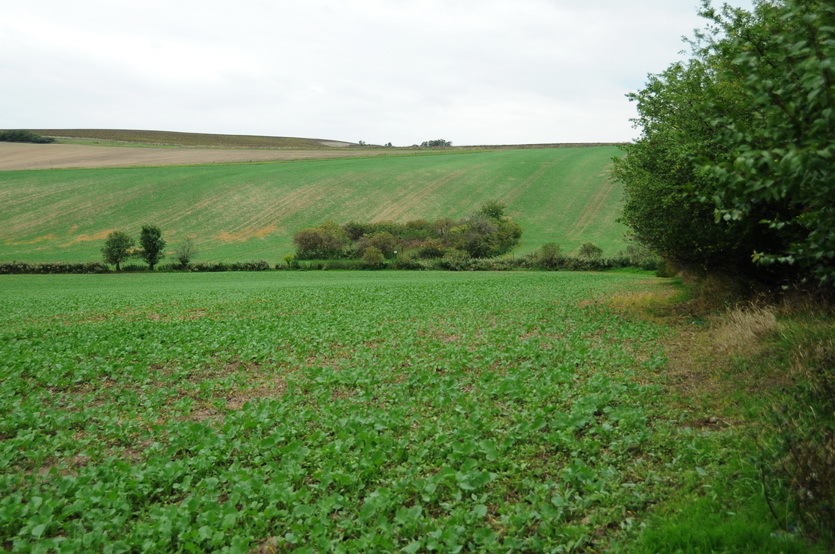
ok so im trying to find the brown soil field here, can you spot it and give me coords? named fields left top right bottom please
left=0, top=143, right=411, bottom=171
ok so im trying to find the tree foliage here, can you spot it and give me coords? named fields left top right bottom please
left=293, top=221, right=349, bottom=259
left=420, top=139, right=452, bottom=147
left=0, top=130, right=55, bottom=143
left=101, top=231, right=134, bottom=271
left=138, top=225, right=166, bottom=271
left=613, top=0, right=835, bottom=285
left=174, top=237, right=197, bottom=269
left=293, top=200, right=522, bottom=260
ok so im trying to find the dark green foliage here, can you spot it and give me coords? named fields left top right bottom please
left=295, top=201, right=522, bottom=261
left=138, top=225, right=166, bottom=271
left=0, top=261, right=109, bottom=274
left=361, top=246, right=385, bottom=268
left=361, top=232, right=399, bottom=259
left=173, top=238, right=197, bottom=269
left=477, top=199, right=506, bottom=220
left=101, top=231, right=135, bottom=271
left=533, top=243, right=563, bottom=269
left=293, top=221, right=349, bottom=259
left=420, top=138, right=452, bottom=147
left=613, top=0, right=835, bottom=286
left=578, top=242, right=603, bottom=261
left=189, top=260, right=271, bottom=272
left=700, top=0, right=835, bottom=285
left=0, top=130, right=55, bottom=143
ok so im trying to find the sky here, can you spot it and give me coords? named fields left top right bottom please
left=1, top=0, right=754, bottom=146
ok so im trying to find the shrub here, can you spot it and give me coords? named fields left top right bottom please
left=578, top=242, right=603, bottom=260
left=0, top=130, right=55, bottom=143
left=294, top=221, right=349, bottom=259
left=101, top=231, right=135, bottom=271
left=173, top=237, right=197, bottom=269
left=0, top=261, right=109, bottom=274
left=362, top=247, right=385, bottom=269
left=138, top=225, right=166, bottom=271
left=535, top=242, right=563, bottom=269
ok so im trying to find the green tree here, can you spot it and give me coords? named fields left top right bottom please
left=478, top=199, right=506, bottom=220
left=577, top=242, right=603, bottom=260
left=535, top=242, right=563, bottom=269
left=420, top=139, right=452, bottom=147
left=367, top=231, right=400, bottom=259
left=174, top=237, right=197, bottom=269
left=613, top=0, right=833, bottom=285
left=101, top=231, right=134, bottom=271
left=362, top=246, right=385, bottom=268
left=138, top=225, right=166, bottom=271
left=293, top=221, right=349, bottom=259
left=699, top=0, right=835, bottom=284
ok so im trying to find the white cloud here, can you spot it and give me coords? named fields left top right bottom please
left=0, top=0, right=753, bottom=145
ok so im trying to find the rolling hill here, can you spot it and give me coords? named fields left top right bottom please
left=0, top=135, right=628, bottom=263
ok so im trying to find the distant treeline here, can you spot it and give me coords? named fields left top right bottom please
left=0, top=130, right=56, bottom=144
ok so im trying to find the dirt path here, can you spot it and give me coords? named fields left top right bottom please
left=0, top=143, right=404, bottom=170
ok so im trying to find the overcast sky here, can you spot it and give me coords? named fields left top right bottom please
left=1, top=0, right=754, bottom=146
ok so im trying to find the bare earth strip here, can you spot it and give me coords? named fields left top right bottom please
left=0, top=143, right=405, bottom=170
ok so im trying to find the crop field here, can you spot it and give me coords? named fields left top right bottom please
left=29, top=129, right=349, bottom=149
left=0, top=270, right=731, bottom=552
left=0, top=146, right=627, bottom=263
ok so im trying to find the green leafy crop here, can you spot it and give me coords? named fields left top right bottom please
left=0, top=271, right=717, bottom=551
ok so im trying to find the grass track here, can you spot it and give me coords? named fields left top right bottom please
left=0, top=146, right=627, bottom=263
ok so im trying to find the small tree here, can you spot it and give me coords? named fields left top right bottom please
left=367, top=231, right=400, bottom=259
left=478, top=199, right=506, bottom=220
left=138, top=224, right=166, bottom=271
left=174, top=237, right=197, bottom=269
left=362, top=246, right=385, bottom=268
left=420, top=139, right=452, bottom=147
left=577, top=242, right=603, bottom=260
left=536, top=242, right=563, bottom=269
left=101, top=231, right=134, bottom=271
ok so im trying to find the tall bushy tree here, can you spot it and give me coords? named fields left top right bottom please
left=293, top=221, right=349, bottom=259
left=101, top=231, right=134, bottom=271
left=613, top=0, right=834, bottom=285
left=138, top=225, right=166, bottom=271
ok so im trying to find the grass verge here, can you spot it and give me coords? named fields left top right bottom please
left=608, top=283, right=834, bottom=553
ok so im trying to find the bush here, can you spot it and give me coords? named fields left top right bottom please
left=0, top=261, right=109, bottom=274
left=577, top=242, right=603, bottom=260
left=101, top=231, right=135, bottom=271
left=0, top=130, right=55, bottom=143
left=294, top=221, right=349, bottom=259
left=534, top=243, right=563, bottom=269
left=362, top=247, right=385, bottom=269
left=173, top=238, right=197, bottom=269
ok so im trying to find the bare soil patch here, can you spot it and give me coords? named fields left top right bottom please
left=0, top=142, right=406, bottom=170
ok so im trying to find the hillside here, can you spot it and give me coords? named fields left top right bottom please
left=0, top=144, right=628, bottom=263
left=30, top=129, right=353, bottom=149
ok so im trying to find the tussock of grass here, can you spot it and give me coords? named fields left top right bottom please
left=712, top=304, right=780, bottom=357
left=618, top=279, right=834, bottom=552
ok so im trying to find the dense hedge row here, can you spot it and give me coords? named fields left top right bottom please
left=0, top=261, right=110, bottom=274
left=1, top=254, right=658, bottom=275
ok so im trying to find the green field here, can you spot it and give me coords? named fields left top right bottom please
left=2, top=271, right=811, bottom=553
left=30, top=129, right=345, bottom=149
left=0, top=146, right=627, bottom=263
left=0, top=272, right=670, bottom=551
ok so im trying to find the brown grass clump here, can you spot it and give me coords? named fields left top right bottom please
left=711, top=304, right=780, bottom=358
